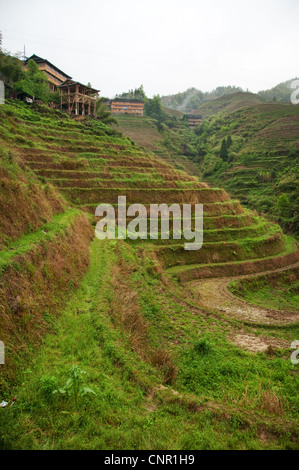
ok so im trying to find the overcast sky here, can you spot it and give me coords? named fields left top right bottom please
left=1, top=0, right=298, bottom=98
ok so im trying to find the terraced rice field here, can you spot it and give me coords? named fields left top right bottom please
left=0, top=101, right=298, bottom=450
left=0, top=101, right=298, bottom=285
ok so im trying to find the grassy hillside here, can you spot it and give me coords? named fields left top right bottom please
left=0, top=100, right=298, bottom=450
left=114, top=114, right=163, bottom=151
left=116, top=113, right=203, bottom=178
left=192, top=97, right=299, bottom=237
left=192, top=92, right=265, bottom=118
left=0, top=142, right=93, bottom=390
left=161, top=86, right=244, bottom=113
left=0, top=147, right=65, bottom=249
left=1, top=236, right=298, bottom=450
left=160, top=80, right=298, bottom=114
left=116, top=93, right=299, bottom=238
left=258, top=78, right=299, bottom=103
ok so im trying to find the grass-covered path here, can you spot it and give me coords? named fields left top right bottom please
left=1, top=238, right=298, bottom=450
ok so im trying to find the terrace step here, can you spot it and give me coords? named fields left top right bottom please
left=125, top=220, right=269, bottom=243
left=1, top=101, right=297, bottom=291
left=80, top=200, right=246, bottom=217
left=59, top=187, right=231, bottom=205
left=154, top=231, right=285, bottom=268
left=81, top=204, right=253, bottom=228
left=50, top=179, right=196, bottom=190
left=165, top=240, right=299, bottom=281
left=33, top=169, right=161, bottom=179
left=0, top=208, right=83, bottom=270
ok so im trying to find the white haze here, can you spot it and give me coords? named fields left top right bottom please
left=0, top=0, right=298, bottom=98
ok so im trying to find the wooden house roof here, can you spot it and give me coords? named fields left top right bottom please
left=24, top=54, right=72, bottom=80
left=184, top=114, right=203, bottom=119
left=111, top=98, right=144, bottom=103
left=59, top=79, right=99, bottom=94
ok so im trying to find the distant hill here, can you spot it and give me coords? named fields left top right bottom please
left=190, top=97, right=299, bottom=236
left=115, top=113, right=203, bottom=178
left=258, top=78, right=299, bottom=103
left=161, top=86, right=243, bottom=113
left=161, top=79, right=298, bottom=114
left=162, top=106, right=184, bottom=118
left=191, top=92, right=265, bottom=119
left=119, top=91, right=299, bottom=237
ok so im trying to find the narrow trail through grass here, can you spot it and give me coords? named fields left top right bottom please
left=0, top=101, right=298, bottom=450
left=184, top=262, right=299, bottom=326
left=1, top=238, right=298, bottom=450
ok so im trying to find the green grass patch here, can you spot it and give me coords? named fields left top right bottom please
left=229, top=270, right=299, bottom=312
left=0, top=209, right=80, bottom=272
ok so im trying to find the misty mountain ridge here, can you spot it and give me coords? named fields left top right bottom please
left=161, top=78, right=299, bottom=113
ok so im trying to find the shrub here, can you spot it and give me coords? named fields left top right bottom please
left=193, top=338, right=212, bottom=355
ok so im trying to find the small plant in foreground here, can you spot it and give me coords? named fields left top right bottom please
left=38, top=365, right=97, bottom=409
left=58, top=365, right=97, bottom=407
left=38, top=375, right=59, bottom=403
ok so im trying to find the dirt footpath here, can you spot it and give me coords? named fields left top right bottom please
left=188, top=264, right=299, bottom=326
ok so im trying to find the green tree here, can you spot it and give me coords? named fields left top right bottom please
left=0, top=51, right=24, bottom=89
left=276, top=193, right=291, bottom=216
left=144, top=95, right=163, bottom=120
left=202, top=153, right=220, bottom=176
left=96, top=97, right=118, bottom=126
left=219, top=138, right=228, bottom=161
left=15, top=59, right=50, bottom=102
left=133, top=84, right=146, bottom=100
left=116, top=85, right=146, bottom=101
